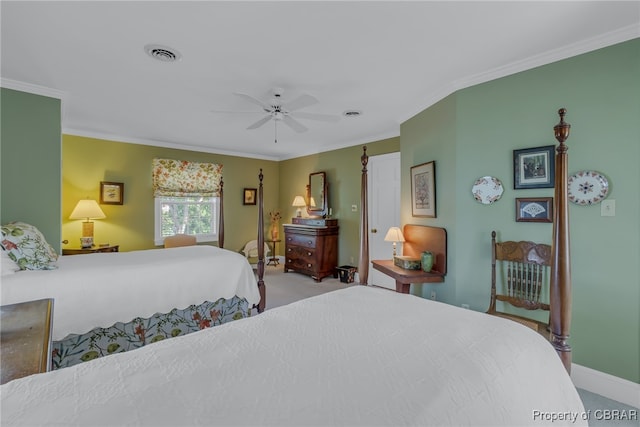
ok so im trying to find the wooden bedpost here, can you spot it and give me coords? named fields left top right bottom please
left=256, top=169, right=266, bottom=313
left=550, top=108, right=572, bottom=373
left=358, top=146, right=369, bottom=285
left=218, top=177, right=224, bottom=249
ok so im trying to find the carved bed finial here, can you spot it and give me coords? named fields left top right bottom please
left=554, top=108, right=571, bottom=146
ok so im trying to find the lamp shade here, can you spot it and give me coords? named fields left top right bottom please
left=384, top=227, right=405, bottom=243
left=292, top=196, right=306, bottom=207
left=69, top=199, right=106, bottom=220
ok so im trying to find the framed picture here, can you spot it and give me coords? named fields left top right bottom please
left=411, top=161, right=436, bottom=218
left=243, top=188, right=257, bottom=205
left=100, top=181, right=124, bottom=205
left=513, top=145, right=555, bottom=189
left=516, top=197, right=553, bottom=223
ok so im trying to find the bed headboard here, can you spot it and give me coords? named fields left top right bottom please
left=402, top=224, right=447, bottom=275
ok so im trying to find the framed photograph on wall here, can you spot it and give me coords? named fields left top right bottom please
left=411, top=161, right=436, bottom=218
left=100, top=181, right=124, bottom=205
left=513, top=145, right=555, bottom=189
left=516, top=197, right=553, bottom=223
left=243, top=188, right=257, bottom=205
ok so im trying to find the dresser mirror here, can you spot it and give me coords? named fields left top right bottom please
left=307, top=171, right=328, bottom=218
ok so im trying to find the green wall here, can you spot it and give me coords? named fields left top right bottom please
left=62, top=135, right=279, bottom=253
left=279, top=138, right=399, bottom=266
left=1, top=88, right=61, bottom=251
left=401, top=39, right=640, bottom=382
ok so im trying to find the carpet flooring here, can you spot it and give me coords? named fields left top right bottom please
left=253, top=264, right=639, bottom=426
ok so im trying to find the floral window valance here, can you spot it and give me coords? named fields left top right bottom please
left=152, top=158, right=223, bottom=197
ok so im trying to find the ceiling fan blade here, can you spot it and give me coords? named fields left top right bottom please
left=283, top=115, right=308, bottom=133
left=234, top=92, right=271, bottom=111
left=247, top=115, right=272, bottom=130
left=292, top=111, right=340, bottom=122
left=211, top=109, right=263, bottom=114
left=284, top=94, right=318, bottom=111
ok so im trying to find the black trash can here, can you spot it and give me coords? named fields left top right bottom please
left=336, top=265, right=357, bottom=283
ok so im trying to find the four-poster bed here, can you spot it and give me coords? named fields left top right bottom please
left=1, top=170, right=266, bottom=370
left=358, top=108, right=573, bottom=372
left=0, top=114, right=586, bottom=426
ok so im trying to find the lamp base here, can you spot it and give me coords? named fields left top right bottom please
left=296, top=208, right=302, bottom=218
left=80, top=237, right=94, bottom=248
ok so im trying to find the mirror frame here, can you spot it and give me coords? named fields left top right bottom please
left=306, top=171, right=328, bottom=218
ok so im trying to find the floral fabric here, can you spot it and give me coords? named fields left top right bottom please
left=152, top=158, right=223, bottom=197
left=0, top=222, right=58, bottom=270
left=51, top=296, right=249, bottom=370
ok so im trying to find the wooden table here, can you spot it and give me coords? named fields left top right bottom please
left=266, top=239, right=281, bottom=266
left=1, top=298, right=54, bottom=384
left=63, top=244, right=119, bottom=255
left=371, top=259, right=444, bottom=294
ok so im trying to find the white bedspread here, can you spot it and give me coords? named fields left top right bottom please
left=1, top=286, right=586, bottom=426
left=0, top=246, right=260, bottom=340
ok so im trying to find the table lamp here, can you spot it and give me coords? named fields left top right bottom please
left=70, top=199, right=106, bottom=247
left=384, top=226, right=405, bottom=257
left=292, top=195, right=306, bottom=218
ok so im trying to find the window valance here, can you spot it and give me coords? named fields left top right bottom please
left=152, top=158, right=223, bottom=197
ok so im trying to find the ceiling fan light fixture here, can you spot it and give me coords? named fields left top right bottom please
left=343, top=110, right=363, bottom=117
left=144, top=44, right=182, bottom=62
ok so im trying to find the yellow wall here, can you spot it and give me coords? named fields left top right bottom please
left=62, top=135, right=279, bottom=253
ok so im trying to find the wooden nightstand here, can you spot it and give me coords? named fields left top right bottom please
left=62, top=245, right=119, bottom=255
left=1, top=298, right=54, bottom=384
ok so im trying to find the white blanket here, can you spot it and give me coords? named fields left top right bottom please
left=1, top=286, right=585, bottom=426
left=0, top=246, right=260, bottom=340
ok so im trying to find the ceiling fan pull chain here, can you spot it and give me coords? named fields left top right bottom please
left=274, top=120, right=278, bottom=143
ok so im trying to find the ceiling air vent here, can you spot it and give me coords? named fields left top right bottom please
left=343, top=110, right=362, bottom=118
left=144, top=44, right=182, bottom=62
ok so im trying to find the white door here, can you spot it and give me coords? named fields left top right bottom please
left=367, top=152, right=401, bottom=290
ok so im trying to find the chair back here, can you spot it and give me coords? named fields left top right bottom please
left=488, top=231, right=552, bottom=332
left=164, top=234, right=197, bottom=248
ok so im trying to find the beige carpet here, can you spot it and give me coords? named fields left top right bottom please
left=250, top=263, right=357, bottom=314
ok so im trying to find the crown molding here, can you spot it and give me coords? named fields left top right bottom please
left=0, top=78, right=66, bottom=100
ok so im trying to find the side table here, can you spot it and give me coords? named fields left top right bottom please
left=266, top=239, right=281, bottom=266
left=62, top=244, right=119, bottom=255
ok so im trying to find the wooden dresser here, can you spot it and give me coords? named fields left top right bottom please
left=284, top=218, right=339, bottom=282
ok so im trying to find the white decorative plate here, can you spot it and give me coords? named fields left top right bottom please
left=568, top=170, right=609, bottom=205
left=472, top=176, right=504, bottom=205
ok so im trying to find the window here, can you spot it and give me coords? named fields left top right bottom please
left=154, top=196, right=218, bottom=245
left=151, top=158, right=223, bottom=246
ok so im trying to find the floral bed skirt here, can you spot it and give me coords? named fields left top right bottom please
left=52, top=296, right=249, bottom=370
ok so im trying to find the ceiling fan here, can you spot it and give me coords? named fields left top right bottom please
left=215, top=88, right=340, bottom=142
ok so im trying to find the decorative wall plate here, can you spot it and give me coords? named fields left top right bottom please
left=472, top=176, right=504, bottom=205
left=568, top=170, right=609, bottom=205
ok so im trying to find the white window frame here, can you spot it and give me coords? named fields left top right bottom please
left=154, top=196, right=219, bottom=246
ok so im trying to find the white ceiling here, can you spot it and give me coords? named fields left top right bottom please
left=2, top=1, right=638, bottom=161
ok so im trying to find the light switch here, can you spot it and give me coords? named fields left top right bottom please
left=601, top=200, right=615, bottom=217
left=351, top=204, right=358, bottom=212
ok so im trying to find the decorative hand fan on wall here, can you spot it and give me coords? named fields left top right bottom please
left=215, top=88, right=339, bottom=142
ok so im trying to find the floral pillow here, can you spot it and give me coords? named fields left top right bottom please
left=1, top=222, right=58, bottom=270
left=1, top=249, right=19, bottom=275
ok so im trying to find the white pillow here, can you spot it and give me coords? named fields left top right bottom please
left=1, top=249, right=19, bottom=275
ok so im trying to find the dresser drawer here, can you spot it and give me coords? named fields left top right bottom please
left=285, top=256, right=315, bottom=272
left=286, top=245, right=315, bottom=259
left=285, top=234, right=317, bottom=249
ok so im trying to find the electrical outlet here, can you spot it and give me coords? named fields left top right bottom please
left=430, top=291, right=436, bottom=301
left=350, top=256, right=354, bottom=264
left=461, top=304, right=470, bottom=309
